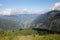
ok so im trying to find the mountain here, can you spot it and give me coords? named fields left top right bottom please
left=1, top=10, right=60, bottom=32
left=0, top=14, right=39, bottom=30
left=31, top=10, right=60, bottom=32
left=0, top=18, right=19, bottom=31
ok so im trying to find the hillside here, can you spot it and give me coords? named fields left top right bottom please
left=31, top=10, right=60, bottom=32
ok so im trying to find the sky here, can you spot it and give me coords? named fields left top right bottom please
left=0, top=0, right=60, bottom=15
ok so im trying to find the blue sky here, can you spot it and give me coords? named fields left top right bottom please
left=0, top=0, right=60, bottom=15
left=0, top=0, right=60, bottom=10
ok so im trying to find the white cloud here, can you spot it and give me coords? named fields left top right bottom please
left=0, top=4, right=3, bottom=8
left=0, top=8, right=42, bottom=15
left=0, top=9, right=12, bottom=15
left=12, top=8, right=35, bottom=14
left=52, top=2, right=60, bottom=10
left=0, top=8, right=51, bottom=15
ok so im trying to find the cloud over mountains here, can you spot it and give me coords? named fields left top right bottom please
left=0, top=2, right=60, bottom=15
left=52, top=2, right=60, bottom=10
left=0, top=8, right=41, bottom=15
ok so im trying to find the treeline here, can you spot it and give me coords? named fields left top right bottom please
left=32, top=28, right=60, bottom=35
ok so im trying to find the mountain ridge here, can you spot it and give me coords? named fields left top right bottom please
left=31, top=10, right=60, bottom=32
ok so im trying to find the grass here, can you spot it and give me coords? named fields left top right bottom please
left=17, top=34, right=60, bottom=40
left=1, top=34, right=59, bottom=40
left=0, top=29, right=60, bottom=40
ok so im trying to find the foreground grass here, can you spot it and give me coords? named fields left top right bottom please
left=17, top=34, right=60, bottom=40
left=0, top=34, right=60, bottom=40
left=0, top=29, right=60, bottom=40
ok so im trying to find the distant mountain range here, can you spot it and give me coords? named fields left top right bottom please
left=0, top=14, right=39, bottom=30
left=0, top=10, right=60, bottom=32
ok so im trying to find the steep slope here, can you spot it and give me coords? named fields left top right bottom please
left=31, top=10, right=60, bottom=32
